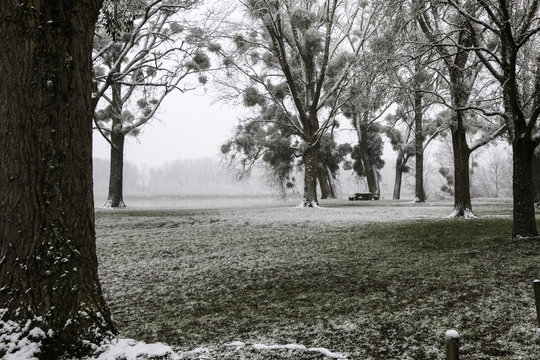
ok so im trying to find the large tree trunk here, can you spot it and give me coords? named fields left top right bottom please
left=533, top=152, right=540, bottom=207
left=393, top=150, right=405, bottom=200
left=0, top=1, right=115, bottom=358
left=302, top=143, right=319, bottom=206
left=450, top=116, right=474, bottom=218
left=414, top=89, right=426, bottom=202
left=533, top=153, right=540, bottom=206
left=512, top=136, right=538, bottom=237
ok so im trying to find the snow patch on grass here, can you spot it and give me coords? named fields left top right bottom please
left=94, top=337, right=178, bottom=360
left=295, top=202, right=321, bottom=208
left=225, top=341, right=347, bottom=359
left=446, top=208, right=478, bottom=219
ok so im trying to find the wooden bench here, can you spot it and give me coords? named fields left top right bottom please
left=348, top=192, right=378, bottom=201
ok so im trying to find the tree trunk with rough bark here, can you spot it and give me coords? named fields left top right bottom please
left=451, top=115, right=473, bottom=217
left=0, top=1, right=116, bottom=358
left=302, top=142, right=319, bottom=206
left=512, top=134, right=538, bottom=237
left=532, top=153, right=540, bottom=205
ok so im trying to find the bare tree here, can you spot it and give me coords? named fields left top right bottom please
left=385, top=13, right=449, bottom=201
left=414, top=0, right=507, bottom=217
left=478, top=143, right=512, bottom=198
left=93, top=0, right=213, bottom=208
left=443, top=0, right=540, bottom=236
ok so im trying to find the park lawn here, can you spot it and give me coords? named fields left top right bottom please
left=95, top=200, right=540, bottom=359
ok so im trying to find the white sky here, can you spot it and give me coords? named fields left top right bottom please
left=92, top=89, right=243, bottom=166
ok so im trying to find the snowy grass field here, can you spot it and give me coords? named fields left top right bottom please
left=95, top=198, right=540, bottom=359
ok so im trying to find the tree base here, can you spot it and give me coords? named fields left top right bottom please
left=446, top=208, right=477, bottom=219
left=103, top=200, right=126, bottom=209
left=296, top=200, right=320, bottom=208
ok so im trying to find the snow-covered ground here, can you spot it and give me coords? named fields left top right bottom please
left=4, top=198, right=530, bottom=360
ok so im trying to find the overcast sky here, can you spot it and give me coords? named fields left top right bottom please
left=92, top=89, right=243, bottom=166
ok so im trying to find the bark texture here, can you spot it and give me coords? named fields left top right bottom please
left=533, top=153, right=540, bottom=205
left=318, top=164, right=337, bottom=199
left=0, top=1, right=115, bottom=357
left=302, top=143, right=319, bottom=206
left=512, top=137, right=537, bottom=237
left=450, top=114, right=473, bottom=217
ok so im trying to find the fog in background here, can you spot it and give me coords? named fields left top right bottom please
left=92, top=156, right=392, bottom=199
left=92, top=90, right=512, bottom=204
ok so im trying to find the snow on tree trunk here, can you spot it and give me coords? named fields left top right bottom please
left=0, top=1, right=116, bottom=358
left=302, top=143, right=319, bottom=207
left=512, top=137, right=537, bottom=238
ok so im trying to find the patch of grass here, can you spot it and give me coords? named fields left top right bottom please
left=95, top=201, right=540, bottom=359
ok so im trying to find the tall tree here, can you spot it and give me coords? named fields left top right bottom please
left=446, top=0, right=540, bottom=236
left=93, top=0, right=210, bottom=208
left=386, top=32, right=447, bottom=201
left=217, top=0, right=393, bottom=206
left=336, top=3, right=399, bottom=198
left=0, top=1, right=116, bottom=358
left=414, top=0, right=507, bottom=217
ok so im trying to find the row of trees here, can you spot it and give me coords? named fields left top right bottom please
left=0, top=0, right=539, bottom=358
left=89, top=0, right=530, bottom=220
left=216, top=0, right=539, bottom=238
